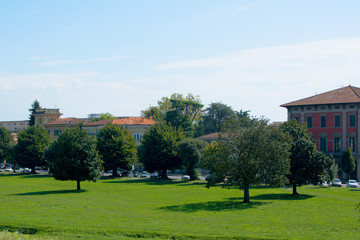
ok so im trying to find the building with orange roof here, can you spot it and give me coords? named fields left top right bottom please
left=44, top=117, right=88, bottom=139
left=82, top=117, right=158, bottom=145
left=281, top=85, right=360, bottom=181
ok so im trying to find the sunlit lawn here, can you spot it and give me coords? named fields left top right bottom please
left=0, top=173, right=359, bottom=239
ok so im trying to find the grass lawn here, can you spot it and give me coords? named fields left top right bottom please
left=0, top=173, right=359, bottom=240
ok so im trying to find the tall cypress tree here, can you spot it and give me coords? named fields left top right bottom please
left=29, top=100, right=41, bottom=126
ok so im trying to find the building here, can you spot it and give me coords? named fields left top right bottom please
left=32, top=108, right=62, bottom=126
left=281, top=85, right=360, bottom=180
left=44, top=117, right=88, bottom=140
left=0, top=120, right=29, bottom=133
left=82, top=117, right=158, bottom=145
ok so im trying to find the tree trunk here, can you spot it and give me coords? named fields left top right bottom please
left=243, top=185, right=250, bottom=203
left=292, top=183, right=298, bottom=195
left=112, top=167, right=119, bottom=177
left=161, top=169, right=167, bottom=179
left=77, top=180, right=81, bottom=191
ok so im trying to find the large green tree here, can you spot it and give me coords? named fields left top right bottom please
left=0, top=127, right=15, bottom=164
left=45, top=128, right=102, bottom=190
left=280, top=119, right=336, bottom=195
left=138, top=123, right=185, bottom=178
left=341, top=147, right=356, bottom=181
left=29, top=99, right=41, bottom=126
left=198, top=102, right=235, bottom=135
left=141, top=93, right=203, bottom=123
left=14, top=125, right=51, bottom=173
left=177, top=138, right=208, bottom=180
left=90, top=112, right=117, bottom=122
left=165, top=99, right=193, bottom=137
left=202, top=119, right=291, bottom=203
left=97, top=124, right=137, bottom=177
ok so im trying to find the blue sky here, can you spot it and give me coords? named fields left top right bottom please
left=1, top=0, right=360, bottom=122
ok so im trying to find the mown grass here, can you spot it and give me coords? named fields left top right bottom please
left=0, top=173, right=359, bottom=239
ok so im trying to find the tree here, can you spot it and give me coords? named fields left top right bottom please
left=45, top=128, right=102, bottom=190
left=141, top=93, right=203, bottom=123
left=91, top=112, right=117, bottom=122
left=280, top=119, right=336, bottom=195
left=202, top=120, right=291, bottom=203
left=97, top=124, right=137, bottom=177
left=0, top=127, right=15, bottom=164
left=165, top=99, right=193, bottom=137
left=341, top=148, right=356, bottom=181
left=199, top=102, right=235, bottom=135
left=14, top=125, right=51, bottom=173
left=138, top=123, right=185, bottom=178
left=29, top=99, right=41, bottom=126
left=177, top=138, right=208, bottom=180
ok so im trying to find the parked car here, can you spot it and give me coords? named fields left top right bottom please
left=0, top=164, right=5, bottom=169
left=181, top=175, right=190, bottom=180
left=140, top=171, right=148, bottom=178
left=4, top=167, right=13, bottom=172
left=150, top=172, right=159, bottom=179
left=332, top=179, right=342, bottom=187
left=20, top=168, right=31, bottom=173
left=347, top=180, right=359, bottom=188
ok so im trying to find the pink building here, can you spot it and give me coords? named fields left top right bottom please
left=281, top=85, right=360, bottom=180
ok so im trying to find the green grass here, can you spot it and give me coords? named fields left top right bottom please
left=0, top=173, right=359, bottom=239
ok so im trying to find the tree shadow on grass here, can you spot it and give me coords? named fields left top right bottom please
left=11, top=189, right=86, bottom=196
left=102, top=178, right=193, bottom=186
left=20, top=174, right=53, bottom=178
left=158, top=200, right=264, bottom=212
left=350, top=189, right=360, bottom=191
left=227, top=193, right=314, bottom=201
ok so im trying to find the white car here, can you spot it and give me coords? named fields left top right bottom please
left=4, top=167, right=13, bottom=172
left=181, top=175, right=190, bottom=180
left=140, top=171, right=149, bottom=178
left=20, top=168, right=31, bottom=173
left=347, top=180, right=359, bottom=188
left=150, top=172, right=159, bottom=179
left=332, top=179, right=342, bottom=187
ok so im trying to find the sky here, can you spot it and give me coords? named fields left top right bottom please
left=1, top=0, right=360, bottom=122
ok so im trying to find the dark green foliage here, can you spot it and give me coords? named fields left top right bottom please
left=177, top=138, right=208, bottom=180
left=198, top=102, right=235, bottom=135
left=0, top=127, right=15, bottom=163
left=280, top=119, right=336, bottom=195
left=138, top=123, right=185, bottom=178
left=28, top=99, right=41, bottom=126
left=14, top=125, right=51, bottom=173
left=165, top=99, right=193, bottom=137
left=202, top=120, right=291, bottom=203
left=96, top=124, right=137, bottom=177
left=45, top=128, right=102, bottom=190
left=341, top=148, right=356, bottom=181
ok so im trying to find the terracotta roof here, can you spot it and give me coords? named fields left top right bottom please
left=83, top=117, right=158, bottom=127
left=281, top=85, right=360, bottom=107
left=198, top=132, right=229, bottom=140
left=45, top=118, right=88, bottom=126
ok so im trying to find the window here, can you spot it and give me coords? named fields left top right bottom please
left=293, top=116, right=299, bottom=122
left=334, top=106, right=340, bottom=109
left=349, top=115, right=356, bottom=127
left=319, top=138, right=327, bottom=152
left=320, top=116, right=326, bottom=128
left=306, top=116, right=313, bottom=128
left=54, top=130, right=62, bottom=136
left=349, top=137, right=356, bottom=152
left=334, top=115, right=341, bottom=128
left=133, top=134, right=143, bottom=142
left=334, top=138, right=341, bottom=152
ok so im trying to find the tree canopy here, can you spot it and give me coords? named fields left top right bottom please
left=91, top=112, right=117, bottom=122
left=177, top=138, right=208, bottom=180
left=280, top=119, right=336, bottom=195
left=0, top=127, right=15, bottom=164
left=14, top=125, right=51, bottom=173
left=341, top=147, right=356, bottom=181
left=28, top=99, right=41, bottom=126
left=45, top=128, right=102, bottom=190
left=97, top=124, right=137, bottom=177
left=202, top=119, right=291, bottom=203
left=138, top=123, right=185, bottom=178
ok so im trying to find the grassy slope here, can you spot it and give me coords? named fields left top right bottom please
left=0, top=173, right=359, bottom=239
